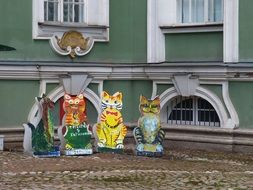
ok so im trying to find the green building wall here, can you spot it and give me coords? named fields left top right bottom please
left=165, top=32, right=223, bottom=62
left=0, top=80, right=40, bottom=127
left=0, top=0, right=147, bottom=63
left=239, top=0, right=253, bottom=62
left=103, top=80, right=153, bottom=122
left=229, top=81, right=253, bottom=129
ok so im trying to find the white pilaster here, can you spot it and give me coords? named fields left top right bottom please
left=224, top=0, right=239, bottom=63
left=147, top=0, right=165, bottom=63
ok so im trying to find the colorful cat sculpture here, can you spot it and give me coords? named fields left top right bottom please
left=62, top=93, right=92, bottom=155
left=133, top=95, right=165, bottom=157
left=94, top=91, right=127, bottom=153
left=23, top=94, right=60, bottom=157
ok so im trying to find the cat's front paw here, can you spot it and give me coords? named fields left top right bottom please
left=156, top=144, right=163, bottom=152
left=136, top=143, right=144, bottom=152
left=116, top=143, right=124, bottom=149
left=97, top=142, right=105, bottom=147
left=65, top=143, right=72, bottom=150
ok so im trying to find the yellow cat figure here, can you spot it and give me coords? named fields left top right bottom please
left=95, top=91, right=127, bottom=152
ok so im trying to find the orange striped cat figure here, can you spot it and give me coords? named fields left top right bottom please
left=95, top=91, right=127, bottom=152
left=63, top=93, right=86, bottom=126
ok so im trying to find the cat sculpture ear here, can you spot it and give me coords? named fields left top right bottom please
left=64, top=94, right=71, bottom=100
left=113, top=92, right=122, bottom=101
left=102, top=91, right=109, bottom=98
left=140, top=95, right=148, bottom=104
left=152, top=96, right=161, bottom=105
left=77, top=94, right=84, bottom=99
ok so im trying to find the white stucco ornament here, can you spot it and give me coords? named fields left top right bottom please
left=50, top=30, right=94, bottom=58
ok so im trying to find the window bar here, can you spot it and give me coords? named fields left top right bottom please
left=66, top=0, right=69, bottom=22
left=72, top=0, right=75, bottom=22
left=191, top=98, right=193, bottom=125
left=214, top=111, right=216, bottom=127
left=189, top=0, right=192, bottom=23
left=46, top=1, right=49, bottom=21
left=184, top=97, right=186, bottom=125
left=203, top=99, right=206, bottom=126
left=175, top=97, right=178, bottom=124
left=166, top=104, right=169, bottom=124
left=178, top=0, right=183, bottom=23
left=180, top=96, right=182, bottom=125
left=209, top=102, right=211, bottom=127
left=194, top=97, right=197, bottom=125
left=171, top=100, right=173, bottom=124
left=213, top=110, right=216, bottom=127
left=221, top=0, right=224, bottom=22
left=205, top=0, right=210, bottom=22
left=188, top=97, right=190, bottom=125
left=58, top=0, right=62, bottom=22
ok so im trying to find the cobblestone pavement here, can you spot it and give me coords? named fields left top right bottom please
left=1, top=149, right=253, bottom=189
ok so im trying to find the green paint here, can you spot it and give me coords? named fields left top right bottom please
left=51, top=100, right=61, bottom=126
left=0, top=80, right=39, bottom=127
left=201, top=84, right=223, bottom=102
left=165, top=32, right=223, bottom=62
left=86, top=99, right=98, bottom=124
left=239, top=0, right=253, bottom=62
left=0, top=0, right=147, bottom=63
left=64, top=124, right=92, bottom=149
left=201, top=84, right=229, bottom=116
left=31, top=120, right=54, bottom=153
left=46, top=83, right=59, bottom=94
left=157, top=84, right=174, bottom=96
left=229, top=82, right=253, bottom=129
left=87, top=83, right=99, bottom=96
left=103, top=80, right=153, bottom=122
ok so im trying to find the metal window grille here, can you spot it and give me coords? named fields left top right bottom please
left=167, top=96, right=220, bottom=127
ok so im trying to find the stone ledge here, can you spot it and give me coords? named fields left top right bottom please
left=1, top=125, right=253, bottom=153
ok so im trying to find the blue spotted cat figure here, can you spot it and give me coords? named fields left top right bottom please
left=133, top=95, right=165, bottom=157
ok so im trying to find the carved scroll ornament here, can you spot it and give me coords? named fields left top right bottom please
left=50, top=31, right=94, bottom=58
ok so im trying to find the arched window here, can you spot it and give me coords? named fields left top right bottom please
left=166, top=96, right=220, bottom=127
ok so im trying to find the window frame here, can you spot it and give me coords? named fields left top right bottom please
left=43, top=0, right=87, bottom=24
left=33, top=0, right=109, bottom=40
left=158, top=0, right=224, bottom=34
left=177, top=0, right=224, bottom=25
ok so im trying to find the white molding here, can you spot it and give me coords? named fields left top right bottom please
left=152, top=80, right=174, bottom=99
left=195, top=86, right=228, bottom=128
left=151, top=81, right=158, bottom=99
left=3, top=64, right=253, bottom=81
left=172, top=74, right=199, bottom=96
left=49, top=36, right=95, bottom=57
left=161, top=24, right=223, bottom=33
left=222, top=82, right=239, bottom=127
left=159, top=85, right=234, bottom=128
left=199, top=80, right=239, bottom=128
left=223, top=0, right=239, bottom=63
left=27, top=85, right=100, bottom=124
left=32, top=0, right=109, bottom=56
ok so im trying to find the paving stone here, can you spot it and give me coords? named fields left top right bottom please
left=1, top=150, right=253, bottom=189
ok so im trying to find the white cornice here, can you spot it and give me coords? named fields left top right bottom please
left=2, top=64, right=253, bottom=80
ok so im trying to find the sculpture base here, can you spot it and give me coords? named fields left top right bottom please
left=135, top=144, right=163, bottom=157
left=33, top=146, right=60, bottom=158
left=65, top=148, right=93, bottom=156
left=136, top=150, right=163, bottom=157
left=97, top=147, right=124, bottom=154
